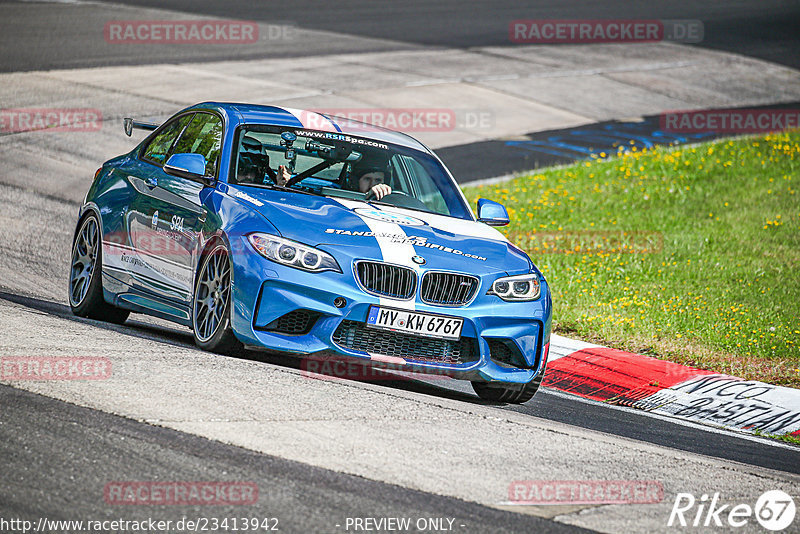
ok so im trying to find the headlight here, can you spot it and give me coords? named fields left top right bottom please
left=488, top=273, right=540, bottom=301
left=247, top=233, right=341, bottom=273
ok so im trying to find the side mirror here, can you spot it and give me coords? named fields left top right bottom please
left=163, top=153, right=211, bottom=184
left=477, top=198, right=510, bottom=226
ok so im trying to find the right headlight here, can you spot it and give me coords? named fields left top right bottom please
left=488, top=273, right=541, bottom=301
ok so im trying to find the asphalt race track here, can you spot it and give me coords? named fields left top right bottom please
left=1, top=2, right=799, bottom=533
left=1, top=385, right=584, bottom=534
left=2, top=1, right=799, bottom=71
left=2, top=287, right=799, bottom=474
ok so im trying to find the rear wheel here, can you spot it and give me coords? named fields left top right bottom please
left=68, top=213, right=129, bottom=324
left=472, top=365, right=546, bottom=404
left=192, top=241, right=242, bottom=353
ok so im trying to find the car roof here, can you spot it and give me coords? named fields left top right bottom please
left=187, top=102, right=431, bottom=153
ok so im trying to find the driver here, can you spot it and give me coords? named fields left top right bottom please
left=237, top=136, right=276, bottom=184
left=344, top=151, right=392, bottom=199
left=348, top=164, right=392, bottom=200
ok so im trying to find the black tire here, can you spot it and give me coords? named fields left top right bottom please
left=191, top=241, right=242, bottom=353
left=68, top=213, right=130, bottom=324
left=472, top=363, right=546, bottom=404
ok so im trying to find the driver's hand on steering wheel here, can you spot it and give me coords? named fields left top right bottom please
left=276, top=165, right=290, bottom=186
left=368, top=183, right=392, bottom=200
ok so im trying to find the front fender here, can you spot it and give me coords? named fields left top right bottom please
left=208, top=188, right=281, bottom=344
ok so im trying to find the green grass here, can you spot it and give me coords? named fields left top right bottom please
left=462, top=131, right=800, bottom=387
left=752, top=428, right=800, bottom=446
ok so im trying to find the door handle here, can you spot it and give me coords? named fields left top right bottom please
left=145, top=176, right=158, bottom=188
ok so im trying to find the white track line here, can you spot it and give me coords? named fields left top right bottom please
left=541, top=388, right=800, bottom=451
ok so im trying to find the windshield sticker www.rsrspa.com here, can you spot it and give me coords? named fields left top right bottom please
left=295, top=130, right=389, bottom=150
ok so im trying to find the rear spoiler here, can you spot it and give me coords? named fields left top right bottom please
left=123, top=117, right=159, bottom=136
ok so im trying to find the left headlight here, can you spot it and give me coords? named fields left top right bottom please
left=247, top=233, right=341, bottom=273
left=488, top=273, right=541, bottom=301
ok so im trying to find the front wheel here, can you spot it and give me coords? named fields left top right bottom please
left=192, top=241, right=242, bottom=353
left=472, top=366, right=545, bottom=404
left=68, top=213, right=129, bottom=324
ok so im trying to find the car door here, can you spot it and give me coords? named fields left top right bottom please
left=126, top=111, right=222, bottom=316
left=104, top=113, right=193, bottom=305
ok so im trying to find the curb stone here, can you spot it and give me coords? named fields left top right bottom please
left=545, top=334, right=800, bottom=437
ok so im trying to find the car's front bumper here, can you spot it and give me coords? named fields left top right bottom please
left=230, top=238, right=552, bottom=385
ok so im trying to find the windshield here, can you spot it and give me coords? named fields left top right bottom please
left=231, top=126, right=472, bottom=220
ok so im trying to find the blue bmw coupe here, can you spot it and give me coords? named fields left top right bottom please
left=69, top=102, right=551, bottom=403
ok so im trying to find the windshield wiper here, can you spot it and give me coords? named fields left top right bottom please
left=237, top=182, right=323, bottom=197
left=367, top=199, right=433, bottom=214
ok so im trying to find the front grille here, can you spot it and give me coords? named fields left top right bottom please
left=332, top=320, right=478, bottom=365
left=262, top=309, right=320, bottom=335
left=488, top=338, right=530, bottom=369
left=356, top=261, right=416, bottom=300
left=421, top=272, right=479, bottom=306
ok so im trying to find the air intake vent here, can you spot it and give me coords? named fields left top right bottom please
left=355, top=261, right=416, bottom=300
left=261, top=309, right=320, bottom=335
left=332, top=320, right=478, bottom=365
left=488, top=338, right=530, bottom=369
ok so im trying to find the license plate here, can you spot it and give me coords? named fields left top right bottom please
left=366, top=306, right=464, bottom=341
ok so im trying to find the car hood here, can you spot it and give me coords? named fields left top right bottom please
left=227, top=186, right=532, bottom=275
